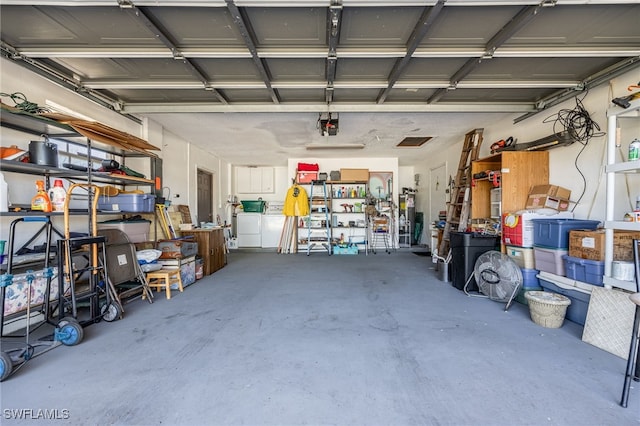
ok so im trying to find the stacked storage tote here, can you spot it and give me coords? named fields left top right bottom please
left=532, top=218, right=601, bottom=325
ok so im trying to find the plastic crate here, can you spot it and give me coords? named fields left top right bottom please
left=502, top=211, right=573, bottom=248
left=531, top=219, right=600, bottom=249
left=521, top=267, right=540, bottom=288
left=297, top=171, right=318, bottom=184
left=538, top=276, right=592, bottom=326
left=241, top=200, right=265, bottom=212
left=333, top=245, right=358, bottom=255
left=562, top=255, right=604, bottom=286
left=534, top=246, right=568, bottom=276
left=97, top=193, right=155, bottom=213
left=98, top=219, right=151, bottom=243
left=506, top=245, right=535, bottom=269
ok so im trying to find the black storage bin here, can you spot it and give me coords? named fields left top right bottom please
left=450, top=232, right=500, bottom=292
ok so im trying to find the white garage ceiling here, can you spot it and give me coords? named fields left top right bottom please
left=1, top=1, right=639, bottom=166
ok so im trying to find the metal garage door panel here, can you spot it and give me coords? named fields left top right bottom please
left=267, top=58, right=325, bottom=81
left=335, top=58, right=395, bottom=81
left=197, top=58, right=263, bottom=82
left=507, top=4, right=640, bottom=47
left=385, top=88, right=438, bottom=103
left=438, top=88, right=554, bottom=103
left=278, top=89, right=326, bottom=103
left=1, top=6, right=162, bottom=47
left=105, top=88, right=226, bottom=104
left=340, top=7, right=422, bottom=47
left=401, top=58, right=469, bottom=82
left=53, top=57, right=193, bottom=80
left=244, top=7, right=326, bottom=47
left=468, top=57, right=625, bottom=82
left=418, top=6, right=520, bottom=49
left=144, top=7, right=245, bottom=47
left=332, top=88, right=381, bottom=103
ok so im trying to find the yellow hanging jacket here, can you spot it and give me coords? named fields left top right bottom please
left=283, top=184, right=309, bottom=216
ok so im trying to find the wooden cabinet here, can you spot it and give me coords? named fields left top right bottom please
left=180, top=228, right=226, bottom=276
left=471, top=151, right=549, bottom=219
left=236, top=166, right=274, bottom=193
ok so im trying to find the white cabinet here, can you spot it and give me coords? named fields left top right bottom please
left=603, top=97, right=640, bottom=292
left=236, top=167, right=274, bottom=193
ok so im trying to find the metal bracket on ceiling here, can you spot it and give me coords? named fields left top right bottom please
left=117, top=0, right=134, bottom=9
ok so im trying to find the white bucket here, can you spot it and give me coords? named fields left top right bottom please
left=612, top=261, right=635, bottom=281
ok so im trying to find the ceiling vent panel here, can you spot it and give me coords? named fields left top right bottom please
left=397, top=137, right=432, bottom=148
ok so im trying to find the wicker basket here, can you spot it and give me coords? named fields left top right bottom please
left=524, top=291, right=572, bottom=329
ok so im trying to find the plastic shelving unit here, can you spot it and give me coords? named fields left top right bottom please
left=603, top=97, right=640, bottom=292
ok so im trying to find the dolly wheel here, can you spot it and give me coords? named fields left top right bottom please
left=57, top=317, right=84, bottom=346
left=0, top=351, right=13, bottom=381
left=101, top=302, right=121, bottom=322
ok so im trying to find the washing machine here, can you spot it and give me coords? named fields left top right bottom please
left=236, top=212, right=262, bottom=247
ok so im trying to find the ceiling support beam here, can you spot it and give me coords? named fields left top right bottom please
left=377, top=0, right=445, bottom=104
left=122, top=102, right=534, bottom=114
left=428, top=2, right=549, bottom=104
left=225, top=0, right=280, bottom=104
left=514, top=56, right=640, bottom=123
left=122, top=4, right=228, bottom=105
left=0, top=41, right=141, bottom=123
left=325, top=1, right=343, bottom=104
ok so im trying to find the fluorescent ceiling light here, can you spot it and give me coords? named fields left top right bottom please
left=305, top=144, right=365, bottom=150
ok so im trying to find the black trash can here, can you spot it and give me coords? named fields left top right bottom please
left=450, top=232, right=500, bottom=292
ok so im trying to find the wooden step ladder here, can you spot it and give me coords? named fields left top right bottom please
left=437, top=128, right=484, bottom=258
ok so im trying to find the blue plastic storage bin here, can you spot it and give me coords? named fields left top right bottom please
left=521, top=268, right=540, bottom=288
left=562, top=255, right=604, bottom=286
left=531, top=219, right=600, bottom=249
left=515, top=268, right=541, bottom=305
left=538, top=277, right=591, bottom=325
left=97, top=193, right=155, bottom=212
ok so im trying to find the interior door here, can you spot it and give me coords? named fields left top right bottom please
left=197, top=169, right=213, bottom=224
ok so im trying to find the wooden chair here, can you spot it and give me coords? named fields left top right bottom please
left=620, top=239, right=640, bottom=408
left=145, top=269, right=183, bottom=300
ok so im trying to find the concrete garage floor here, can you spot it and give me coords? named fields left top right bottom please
left=1, top=251, right=638, bottom=425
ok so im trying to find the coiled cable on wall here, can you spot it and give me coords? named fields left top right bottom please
left=542, top=94, right=605, bottom=144
left=542, top=93, right=605, bottom=212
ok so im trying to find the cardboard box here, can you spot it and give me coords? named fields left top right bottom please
left=569, top=229, right=640, bottom=261
left=526, top=184, right=571, bottom=211
left=339, top=168, right=369, bottom=182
